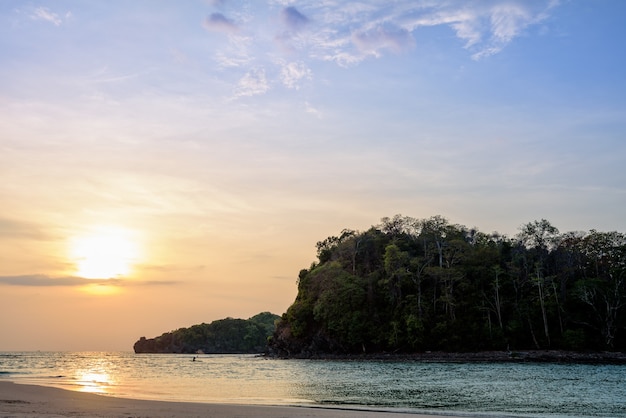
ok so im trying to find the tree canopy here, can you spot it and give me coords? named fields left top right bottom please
left=269, top=215, right=626, bottom=356
left=134, top=312, right=280, bottom=354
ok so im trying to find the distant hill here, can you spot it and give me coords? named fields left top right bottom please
left=134, top=312, right=280, bottom=354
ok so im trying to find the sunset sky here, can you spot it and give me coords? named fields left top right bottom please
left=1, top=1, right=625, bottom=351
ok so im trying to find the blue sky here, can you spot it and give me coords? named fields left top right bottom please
left=1, top=1, right=625, bottom=350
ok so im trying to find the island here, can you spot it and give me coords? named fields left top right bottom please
left=134, top=214, right=625, bottom=361
left=268, top=215, right=626, bottom=358
left=134, top=312, right=279, bottom=354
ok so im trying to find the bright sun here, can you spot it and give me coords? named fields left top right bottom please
left=70, top=227, right=140, bottom=279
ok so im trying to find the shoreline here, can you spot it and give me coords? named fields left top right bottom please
left=267, top=349, right=626, bottom=364
left=0, top=381, right=461, bottom=418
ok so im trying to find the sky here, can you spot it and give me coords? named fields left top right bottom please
left=1, top=0, right=625, bottom=351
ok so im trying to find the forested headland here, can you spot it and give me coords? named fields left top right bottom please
left=134, top=312, right=279, bottom=354
left=268, top=215, right=626, bottom=357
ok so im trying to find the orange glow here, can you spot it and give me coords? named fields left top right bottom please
left=77, top=371, right=113, bottom=394
left=80, top=283, right=122, bottom=296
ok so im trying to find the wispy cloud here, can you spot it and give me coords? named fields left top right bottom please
left=30, top=7, right=70, bottom=26
left=0, top=275, right=108, bottom=287
left=304, top=101, right=322, bottom=118
left=203, top=12, right=238, bottom=33
left=234, top=68, right=269, bottom=97
left=281, top=6, right=309, bottom=32
left=280, top=61, right=312, bottom=90
left=214, top=35, right=254, bottom=68
left=203, top=1, right=559, bottom=95
left=402, top=1, right=558, bottom=60
left=352, top=24, right=415, bottom=56
left=0, top=275, right=179, bottom=287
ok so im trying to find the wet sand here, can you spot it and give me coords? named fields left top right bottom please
left=0, top=381, right=458, bottom=417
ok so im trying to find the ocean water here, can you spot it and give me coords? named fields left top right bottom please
left=1, top=352, right=625, bottom=418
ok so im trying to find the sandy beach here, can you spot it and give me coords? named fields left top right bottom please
left=0, top=381, right=458, bottom=418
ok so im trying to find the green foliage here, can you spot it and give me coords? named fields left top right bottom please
left=270, top=215, right=626, bottom=356
left=134, top=312, right=280, bottom=354
left=311, top=263, right=367, bottom=350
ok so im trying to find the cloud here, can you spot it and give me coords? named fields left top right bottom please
left=0, top=275, right=179, bottom=287
left=275, top=6, right=311, bottom=53
left=317, top=1, right=557, bottom=62
left=468, top=2, right=549, bottom=59
left=305, top=101, right=322, bottom=118
left=282, top=6, right=309, bottom=31
left=214, top=35, right=254, bottom=68
left=29, top=7, right=70, bottom=26
left=490, top=4, right=531, bottom=44
left=352, top=24, right=415, bottom=56
left=280, top=61, right=312, bottom=90
left=400, top=1, right=557, bottom=60
left=203, top=12, right=238, bottom=33
left=0, top=275, right=107, bottom=287
left=234, top=68, right=269, bottom=97
left=215, top=50, right=251, bottom=68
left=205, top=1, right=560, bottom=91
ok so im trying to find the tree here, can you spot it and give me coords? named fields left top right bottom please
left=574, top=231, right=626, bottom=348
left=310, top=262, right=367, bottom=351
left=269, top=215, right=626, bottom=356
left=383, top=244, right=410, bottom=306
left=517, top=219, right=560, bottom=347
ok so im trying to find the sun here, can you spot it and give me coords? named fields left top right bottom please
left=70, top=226, right=140, bottom=279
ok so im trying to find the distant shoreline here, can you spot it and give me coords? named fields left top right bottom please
left=266, top=349, right=626, bottom=364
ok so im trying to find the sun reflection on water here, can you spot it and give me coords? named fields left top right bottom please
left=76, top=371, right=112, bottom=393
left=74, top=365, right=115, bottom=394
left=2, top=352, right=625, bottom=415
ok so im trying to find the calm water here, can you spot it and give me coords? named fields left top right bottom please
left=1, top=352, right=625, bottom=417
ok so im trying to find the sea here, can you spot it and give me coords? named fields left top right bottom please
left=1, top=352, right=625, bottom=418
